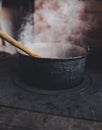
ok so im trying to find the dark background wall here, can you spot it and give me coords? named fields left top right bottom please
left=81, top=0, right=102, bottom=48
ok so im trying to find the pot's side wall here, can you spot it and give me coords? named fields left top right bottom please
left=18, top=53, right=86, bottom=90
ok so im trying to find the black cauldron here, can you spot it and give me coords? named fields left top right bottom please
left=18, top=43, right=88, bottom=90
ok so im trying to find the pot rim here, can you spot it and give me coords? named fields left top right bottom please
left=17, top=44, right=90, bottom=61
left=17, top=51, right=88, bottom=62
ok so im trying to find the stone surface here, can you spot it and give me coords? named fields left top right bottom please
left=0, top=45, right=102, bottom=122
left=0, top=106, right=102, bottom=130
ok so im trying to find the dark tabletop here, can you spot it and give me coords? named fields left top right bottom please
left=0, top=106, right=102, bottom=130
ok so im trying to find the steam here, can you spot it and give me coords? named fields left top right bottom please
left=18, top=14, right=34, bottom=45
left=18, top=0, right=91, bottom=45
left=24, top=42, right=87, bottom=59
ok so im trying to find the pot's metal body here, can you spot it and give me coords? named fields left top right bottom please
left=18, top=52, right=87, bottom=90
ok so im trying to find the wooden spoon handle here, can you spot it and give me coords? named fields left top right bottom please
left=0, top=31, right=42, bottom=57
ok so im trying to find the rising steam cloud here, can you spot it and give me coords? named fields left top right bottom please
left=18, top=0, right=91, bottom=45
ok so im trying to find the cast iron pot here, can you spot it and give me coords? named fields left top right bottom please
left=18, top=43, right=88, bottom=90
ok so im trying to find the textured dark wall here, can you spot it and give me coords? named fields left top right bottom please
left=81, top=0, right=102, bottom=48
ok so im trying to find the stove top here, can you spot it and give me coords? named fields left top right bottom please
left=0, top=46, right=102, bottom=122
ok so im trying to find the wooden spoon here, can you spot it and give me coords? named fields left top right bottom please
left=0, top=31, right=42, bottom=57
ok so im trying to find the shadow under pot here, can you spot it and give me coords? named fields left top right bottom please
left=18, top=43, right=88, bottom=90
